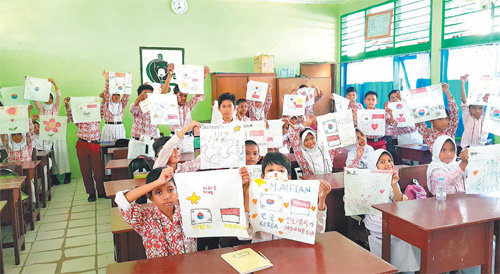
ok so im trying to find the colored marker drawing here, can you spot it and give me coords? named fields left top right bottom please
left=176, top=65, right=205, bottom=95
left=149, top=93, right=180, bottom=126
left=200, top=124, right=245, bottom=169
left=465, top=144, right=500, bottom=194
left=0, top=105, right=29, bottom=134
left=70, top=97, right=101, bottom=123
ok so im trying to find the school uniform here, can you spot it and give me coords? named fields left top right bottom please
left=248, top=92, right=272, bottom=121
left=460, top=104, right=488, bottom=148
left=66, top=104, right=105, bottom=196
left=34, top=89, right=71, bottom=175
left=128, top=104, right=160, bottom=159
left=115, top=191, right=197, bottom=258
left=348, top=101, right=364, bottom=127
left=0, top=120, right=34, bottom=162
left=386, top=124, right=423, bottom=145
left=365, top=109, right=397, bottom=150
left=33, top=133, right=53, bottom=151
left=416, top=99, right=458, bottom=152
left=169, top=95, right=204, bottom=153
left=345, top=144, right=374, bottom=169
left=100, top=80, right=129, bottom=142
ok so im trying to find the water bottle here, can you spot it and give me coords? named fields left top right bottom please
left=435, top=177, right=447, bottom=202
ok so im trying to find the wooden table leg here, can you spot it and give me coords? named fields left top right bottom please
left=495, top=221, right=499, bottom=274
left=9, top=189, right=20, bottom=265
left=24, top=175, right=35, bottom=231
left=38, top=160, right=47, bottom=208
left=0, top=219, right=3, bottom=274
left=381, top=213, right=391, bottom=263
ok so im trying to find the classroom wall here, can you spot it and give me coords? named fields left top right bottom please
left=335, top=0, right=444, bottom=93
left=0, top=0, right=337, bottom=178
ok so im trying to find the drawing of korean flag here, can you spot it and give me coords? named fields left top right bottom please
left=259, top=193, right=283, bottom=213
left=190, top=208, right=213, bottom=225
left=290, top=198, right=311, bottom=216
left=220, top=208, right=241, bottom=224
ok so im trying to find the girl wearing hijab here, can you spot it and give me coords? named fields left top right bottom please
left=100, top=71, right=130, bottom=142
left=33, top=78, right=72, bottom=184
left=288, top=115, right=336, bottom=176
left=346, top=129, right=374, bottom=169
left=426, top=135, right=469, bottom=195
left=363, top=149, right=420, bottom=272
left=248, top=84, right=272, bottom=121
left=1, top=106, right=35, bottom=162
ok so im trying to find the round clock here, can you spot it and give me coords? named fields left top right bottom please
left=172, top=0, right=188, bottom=15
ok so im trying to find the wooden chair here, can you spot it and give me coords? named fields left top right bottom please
left=112, top=149, right=128, bottom=160
left=333, top=149, right=348, bottom=172
left=398, top=164, right=431, bottom=197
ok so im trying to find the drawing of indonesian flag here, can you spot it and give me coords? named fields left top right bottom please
left=69, top=96, right=101, bottom=123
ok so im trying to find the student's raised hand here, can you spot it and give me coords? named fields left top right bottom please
left=459, top=148, right=469, bottom=162
left=188, top=121, right=201, bottom=130
left=318, top=179, right=331, bottom=211
left=304, top=114, right=316, bottom=127
left=204, top=66, right=210, bottom=79
left=265, top=120, right=269, bottom=129
left=460, top=74, right=469, bottom=84
left=391, top=170, right=399, bottom=187
left=356, top=145, right=364, bottom=159
left=239, top=167, right=251, bottom=188
left=156, top=166, right=174, bottom=186
left=48, top=78, right=55, bottom=84
left=102, top=70, right=109, bottom=80
left=267, top=83, right=273, bottom=94
left=32, top=114, right=39, bottom=121
left=442, top=83, right=451, bottom=96
left=137, top=91, right=148, bottom=102
left=483, top=93, right=490, bottom=103
left=64, top=97, right=71, bottom=106
left=167, top=63, right=175, bottom=75
left=28, top=104, right=33, bottom=113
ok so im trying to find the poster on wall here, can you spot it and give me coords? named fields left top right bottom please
left=139, top=47, right=184, bottom=92
left=365, top=10, right=393, bottom=40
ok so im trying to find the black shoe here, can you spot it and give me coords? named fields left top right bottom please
left=88, top=194, right=96, bottom=202
left=63, top=173, right=71, bottom=184
left=52, top=175, right=60, bottom=185
left=98, top=193, right=107, bottom=199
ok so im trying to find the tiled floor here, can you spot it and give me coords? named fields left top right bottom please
left=2, top=179, right=116, bottom=273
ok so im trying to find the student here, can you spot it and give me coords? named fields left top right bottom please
left=248, top=84, right=273, bottom=121
left=115, top=167, right=197, bottom=258
left=33, top=78, right=72, bottom=184
left=345, top=87, right=364, bottom=126
left=235, top=99, right=250, bottom=122
left=1, top=106, right=36, bottom=162
left=363, top=149, right=420, bottom=272
left=385, top=90, right=423, bottom=145
left=153, top=121, right=201, bottom=171
left=245, top=140, right=261, bottom=165
left=415, top=83, right=458, bottom=152
left=241, top=152, right=331, bottom=243
left=65, top=97, right=105, bottom=202
left=288, top=115, right=336, bottom=175
left=460, top=74, right=489, bottom=148
left=217, top=93, right=236, bottom=124
left=100, top=71, right=130, bottom=142
left=346, top=129, right=374, bottom=169
left=426, top=135, right=468, bottom=195
left=363, top=91, right=397, bottom=150
left=33, top=121, right=53, bottom=151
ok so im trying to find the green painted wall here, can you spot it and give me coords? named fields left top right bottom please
left=336, top=0, right=445, bottom=93
left=0, top=0, right=337, bottom=178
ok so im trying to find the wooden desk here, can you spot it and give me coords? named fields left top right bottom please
left=106, top=159, right=133, bottom=180
left=0, top=200, right=7, bottom=273
left=111, top=206, right=149, bottom=262
left=395, top=144, right=431, bottom=165
left=35, top=150, right=52, bottom=207
left=373, top=193, right=500, bottom=273
left=0, top=176, right=26, bottom=265
left=234, top=232, right=396, bottom=273
left=0, top=161, right=41, bottom=231
left=104, top=178, right=146, bottom=207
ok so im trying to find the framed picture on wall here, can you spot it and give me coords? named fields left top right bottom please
left=139, top=47, right=184, bottom=91
left=365, top=9, right=393, bottom=40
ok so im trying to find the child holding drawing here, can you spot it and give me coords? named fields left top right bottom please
left=415, top=83, right=459, bottom=152
left=33, top=77, right=71, bottom=184
left=1, top=106, right=36, bottom=162
left=346, top=129, right=374, bottom=169
left=100, top=71, right=130, bottom=142
left=241, top=152, right=331, bottom=243
left=362, top=91, right=397, bottom=150
left=460, top=74, right=489, bottom=148
left=248, top=84, right=273, bottom=121
left=235, top=99, right=250, bottom=122
left=384, top=89, right=422, bottom=146
left=345, top=87, right=364, bottom=126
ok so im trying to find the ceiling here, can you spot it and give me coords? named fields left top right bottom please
left=252, top=0, right=348, bottom=4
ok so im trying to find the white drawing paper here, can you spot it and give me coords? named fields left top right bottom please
left=265, top=119, right=284, bottom=149
left=467, top=75, right=500, bottom=106
left=333, top=94, right=350, bottom=111
left=297, top=88, right=315, bottom=107
left=483, top=96, right=500, bottom=136
left=465, top=144, right=500, bottom=194
left=249, top=177, right=320, bottom=244
left=200, top=123, right=246, bottom=169
left=246, top=81, right=269, bottom=103
left=282, top=95, right=306, bottom=117
left=24, top=77, right=52, bottom=102
left=242, top=121, right=268, bottom=156
left=246, top=165, right=262, bottom=180
left=401, top=85, right=447, bottom=123
left=387, top=102, right=415, bottom=128
left=150, top=83, right=163, bottom=94
left=1, top=86, right=30, bottom=106
left=357, top=109, right=386, bottom=136
left=176, top=65, right=205, bottom=95
left=343, top=168, right=393, bottom=216
left=0, top=105, right=29, bottom=134
left=139, top=94, right=152, bottom=113
left=39, top=115, right=67, bottom=141
left=175, top=169, right=249, bottom=238
left=316, top=110, right=356, bottom=151
left=109, top=72, right=132, bottom=95
left=69, top=97, right=101, bottom=123
left=149, top=93, right=180, bottom=126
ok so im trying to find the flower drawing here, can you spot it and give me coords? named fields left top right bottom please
left=43, top=118, right=61, bottom=133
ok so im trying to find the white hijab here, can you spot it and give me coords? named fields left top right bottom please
left=9, top=133, right=27, bottom=151
left=426, top=135, right=460, bottom=190
left=300, top=128, right=332, bottom=174
left=367, top=149, right=393, bottom=170
left=108, top=95, right=123, bottom=116
left=42, top=92, right=55, bottom=110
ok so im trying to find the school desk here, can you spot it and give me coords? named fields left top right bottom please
left=0, top=161, right=41, bottom=231
left=395, top=144, right=431, bottom=165
left=373, top=193, right=500, bottom=273
left=0, top=200, right=6, bottom=273
left=0, top=176, right=26, bottom=265
left=107, top=231, right=397, bottom=273
left=35, top=149, right=52, bottom=207
left=104, top=178, right=146, bottom=207
left=111, top=205, right=148, bottom=262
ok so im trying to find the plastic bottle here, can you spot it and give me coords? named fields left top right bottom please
left=435, top=177, right=447, bottom=202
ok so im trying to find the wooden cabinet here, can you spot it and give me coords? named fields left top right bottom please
left=300, top=63, right=336, bottom=93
